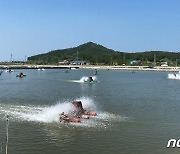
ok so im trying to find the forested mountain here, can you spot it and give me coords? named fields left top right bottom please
left=28, top=42, right=180, bottom=66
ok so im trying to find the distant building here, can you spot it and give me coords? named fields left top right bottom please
left=128, top=59, right=141, bottom=65
left=161, top=64, right=168, bottom=67
left=70, top=60, right=86, bottom=65
left=113, top=62, right=118, bottom=66
left=59, top=60, right=70, bottom=65
left=161, top=62, right=168, bottom=66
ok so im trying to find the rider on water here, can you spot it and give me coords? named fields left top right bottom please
left=19, top=72, right=24, bottom=78
left=59, top=101, right=97, bottom=123
left=88, top=76, right=93, bottom=82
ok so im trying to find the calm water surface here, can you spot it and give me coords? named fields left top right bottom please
left=0, top=69, right=180, bottom=154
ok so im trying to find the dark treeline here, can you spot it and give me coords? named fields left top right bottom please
left=28, top=42, right=180, bottom=66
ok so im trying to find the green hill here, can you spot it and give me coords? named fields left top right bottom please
left=28, top=42, right=180, bottom=66
left=28, top=42, right=124, bottom=65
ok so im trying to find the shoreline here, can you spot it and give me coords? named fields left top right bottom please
left=0, top=64, right=180, bottom=72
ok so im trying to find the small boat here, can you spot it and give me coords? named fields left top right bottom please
left=70, top=67, right=77, bottom=70
left=0, top=70, right=2, bottom=76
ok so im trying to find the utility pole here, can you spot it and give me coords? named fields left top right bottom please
left=153, top=54, right=156, bottom=67
left=123, top=53, right=126, bottom=65
left=111, top=56, right=113, bottom=65
left=10, top=54, right=12, bottom=63
left=176, top=59, right=178, bottom=67
left=6, top=115, right=9, bottom=154
left=76, top=51, right=79, bottom=61
left=0, top=142, right=3, bottom=154
left=96, top=56, right=98, bottom=65
left=25, top=55, right=27, bottom=62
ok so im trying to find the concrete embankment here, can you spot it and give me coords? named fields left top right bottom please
left=79, top=65, right=180, bottom=72
left=0, top=64, right=180, bottom=72
left=0, top=64, right=78, bottom=69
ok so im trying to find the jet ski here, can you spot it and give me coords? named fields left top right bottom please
left=59, top=101, right=97, bottom=123
left=5, top=69, right=14, bottom=73
left=16, top=72, right=26, bottom=78
left=83, top=76, right=97, bottom=83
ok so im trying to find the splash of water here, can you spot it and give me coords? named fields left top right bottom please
left=168, top=73, right=180, bottom=80
left=0, top=97, right=127, bottom=128
left=70, top=76, right=98, bottom=83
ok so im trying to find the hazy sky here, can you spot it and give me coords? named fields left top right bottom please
left=0, top=0, right=180, bottom=61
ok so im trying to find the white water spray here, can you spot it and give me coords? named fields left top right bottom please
left=168, top=73, right=180, bottom=79
left=0, top=97, right=127, bottom=128
left=69, top=76, right=98, bottom=83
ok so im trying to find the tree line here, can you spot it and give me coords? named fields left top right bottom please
left=28, top=42, right=180, bottom=66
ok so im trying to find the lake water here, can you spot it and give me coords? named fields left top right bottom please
left=0, top=69, right=180, bottom=154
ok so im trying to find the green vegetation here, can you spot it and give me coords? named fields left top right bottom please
left=28, top=42, right=180, bottom=66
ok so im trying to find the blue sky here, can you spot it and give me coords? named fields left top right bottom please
left=0, top=0, right=180, bottom=61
